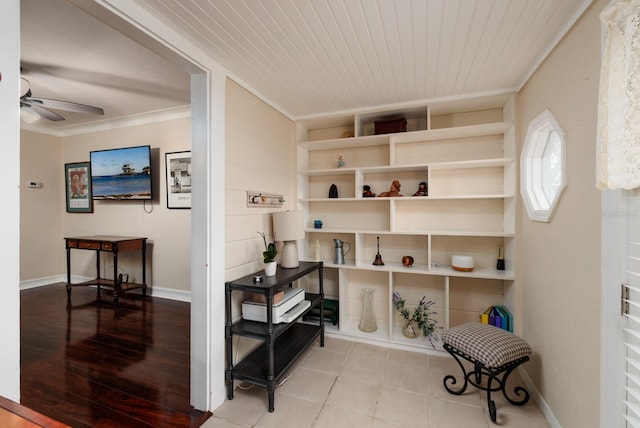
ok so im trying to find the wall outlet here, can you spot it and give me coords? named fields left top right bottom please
left=27, top=181, right=42, bottom=188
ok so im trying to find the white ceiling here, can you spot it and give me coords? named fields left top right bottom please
left=21, top=0, right=594, bottom=131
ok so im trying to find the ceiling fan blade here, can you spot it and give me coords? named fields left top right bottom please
left=24, top=96, right=104, bottom=116
left=27, top=104, right=65, bottom=121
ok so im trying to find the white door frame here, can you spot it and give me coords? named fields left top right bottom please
left=81, top=0, right=228, bottom=410
left=601, top=188, right=628, bottom=426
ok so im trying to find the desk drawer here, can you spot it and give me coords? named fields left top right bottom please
left=77, top=241, right=101, bottom=250
left=101, top=243, right=113, bottom=251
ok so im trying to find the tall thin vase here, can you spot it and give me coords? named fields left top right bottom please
left=358, top=288, right=377, bottom=332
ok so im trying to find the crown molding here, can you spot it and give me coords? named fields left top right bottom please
left=20, top=105, right=191, bottom=137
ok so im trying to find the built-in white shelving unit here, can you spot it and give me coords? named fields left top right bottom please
left=296, top=94, right=516, bottom=352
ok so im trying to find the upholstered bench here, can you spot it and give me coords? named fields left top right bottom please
left=441, top=322, right=532, bottom=423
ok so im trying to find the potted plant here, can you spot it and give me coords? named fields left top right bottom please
left=258, top=231, right=278, bottom=276
left=392, top=291, right=440, bottom=348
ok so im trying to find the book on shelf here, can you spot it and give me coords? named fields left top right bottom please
left=480, top=306, right=492, bottom=324
left=479, top=305, right=513, bottom=332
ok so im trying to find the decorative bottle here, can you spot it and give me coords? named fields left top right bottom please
left=358, top=288, right=377, bottom=332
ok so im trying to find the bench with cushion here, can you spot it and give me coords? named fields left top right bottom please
left=441, top=322, right=532, bottom=423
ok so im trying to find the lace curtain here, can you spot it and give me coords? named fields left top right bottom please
left=597, top=0, right=640, bottom=190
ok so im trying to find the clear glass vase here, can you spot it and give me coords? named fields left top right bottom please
left=358, top=288, right=377, bottom=332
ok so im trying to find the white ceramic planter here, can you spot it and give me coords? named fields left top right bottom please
left=264, top=261, right=277, bottom=276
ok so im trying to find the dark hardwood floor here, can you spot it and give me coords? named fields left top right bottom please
left=20, top=283, right=211, bottom=427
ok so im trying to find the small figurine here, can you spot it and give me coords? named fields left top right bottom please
left=336, top=154, right=346, bottom=168
left=329, top=184, right=339, bottom=198
left=378, top=180, right=403, bottom=197
left=413, top=181, right=428, bottom=196
left=496, top=247, right=505, bottom=271
left=372, top=236, right=385, bottom=266
left=363, top=185, right=376, bottom=198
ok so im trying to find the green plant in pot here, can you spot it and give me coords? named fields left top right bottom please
left=258, top=231, right=278, bottom=276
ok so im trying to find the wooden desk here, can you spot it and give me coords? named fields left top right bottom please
left=65, top=235, right=147, bottom=304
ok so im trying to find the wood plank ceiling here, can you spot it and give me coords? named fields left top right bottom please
left=137, top=0, right=594, bottom=119
left=21, top=0, right=594, bottom=129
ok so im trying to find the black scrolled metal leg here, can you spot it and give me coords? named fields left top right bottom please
left=486, top=374, right=497, bottom=423
left=442, top=343, right=469, bottom=395
left=500, top=363, right=530, bottom=406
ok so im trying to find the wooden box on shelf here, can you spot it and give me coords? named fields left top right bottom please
left=374, top=117, right=407, bottom=134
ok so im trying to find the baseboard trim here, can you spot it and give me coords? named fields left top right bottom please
left=20, top=276, right=191, bottom=302
left=519, top=368, right=560, bottom=428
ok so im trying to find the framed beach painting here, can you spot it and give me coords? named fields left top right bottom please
left=65, top=162, right=93, bottom=213
left=166, top=151, right=191, bottom=209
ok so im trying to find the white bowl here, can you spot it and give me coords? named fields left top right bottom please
left=452, top=254, right=474, bottom=272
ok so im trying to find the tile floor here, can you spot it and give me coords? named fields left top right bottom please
left=204, top=337, right=550, bottom=428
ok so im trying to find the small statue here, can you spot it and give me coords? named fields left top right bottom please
left=378, top=180, right=403, bottom=197
left=329, top=184, right=338, bottom=198
left=362, top=185, right=376, bottom=198
left=372, top=236, right=384, bottom=266
left=413, top=181, right=428, bottom=196
left=336, top=154, right=346, bottom=168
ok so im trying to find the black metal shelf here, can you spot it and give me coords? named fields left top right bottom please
left=232, top=323, right=321, bottom=386
left=230, top=293, right=321, bottom=340
left=225, top=261, right=324, bottom=412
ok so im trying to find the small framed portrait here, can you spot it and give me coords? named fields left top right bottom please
left=166, top=151, right=191, bottom=209
left=65, top=162, right=93, bottom=213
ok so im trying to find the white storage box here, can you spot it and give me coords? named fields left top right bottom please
left=242, top=287, right=308, bottom=324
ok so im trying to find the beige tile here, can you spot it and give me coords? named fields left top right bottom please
left=301, top=347, right=348, bottom=374
left=199, top=416, right=247, bottom=428
left=480, top=389, right=546, bottom=420
left=341, top=352, right=386, bottom=384
left=427, top=371, right=483, bottom=407
left=214, top=338, right=552, bottom=428
left=212, top=387, right=267, bottom=427
left=313, top=405, right=374, bottom=428
left=375, top=387, right=429, bottom=428
left=491, top=411, right=552, bottom=427
left=428, top=354, right=473, bottom=375
left=253, top=394, right=322, bottom=428
left=429, top=397, right=490, bottom=428
left=278, top=368, right=336, bottom=403
left=382, top=362, right=428, bottom=394
left=387, top=348, right=429, bottom=367
left=351, top=341, right=390, bottom=361
left=372, top=419, right=403, bottom=428
left=325, top=377, right=379, bottom=416
left=321, top=336, right=354, bottom=353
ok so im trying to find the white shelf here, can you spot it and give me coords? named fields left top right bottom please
left=297, top=96, right=517, bottom=351
left=302, top=194, right=513, bottom=202
left=300, top=158, right=512, bottom=176
left=306, top=228, right=514, bottom=237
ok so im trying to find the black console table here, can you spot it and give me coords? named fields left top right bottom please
left=225, top=261, right=324, bottom=412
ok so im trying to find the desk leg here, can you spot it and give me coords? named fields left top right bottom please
left=142, top=240, right=147, bottom=299
left=113, top=251, right=119, bottom=305
left=96, top=249, right=101, bottom=301
left=65, top=248, right=71, bottom=301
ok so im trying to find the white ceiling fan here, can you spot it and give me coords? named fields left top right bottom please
left=19, top=76, right=104, bottom=123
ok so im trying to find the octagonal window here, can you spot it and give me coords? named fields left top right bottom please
left=521, top=109, right=566, bottom=222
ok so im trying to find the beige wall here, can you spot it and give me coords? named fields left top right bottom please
left=20, top=117, right=192, bottom=294
left=20, top=130, right=64, bottom=281
left=224, top=79, right=296, bottom=323
left=516, top=0, right=605, bottom=426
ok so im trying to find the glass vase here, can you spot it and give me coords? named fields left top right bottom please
left=402, top=321, right=418, bottom=338
left=358, top=288, right=377, bottom=332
